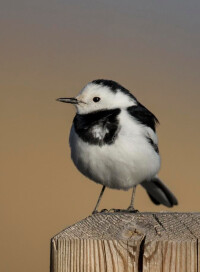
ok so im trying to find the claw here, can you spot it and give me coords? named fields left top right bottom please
left=126, top=206, right=139, bottom=213
left=109, top=208, right=139, bottom=213
left=109, top=208, right=121, bottom=212
left=100, top=208, right=109, bottom=213
left=92, top=207, right=139, bottom=215
left=92, top=210, right=99, bottom=214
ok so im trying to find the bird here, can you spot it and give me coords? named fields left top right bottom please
left=57, top=79, right=178, bottom=213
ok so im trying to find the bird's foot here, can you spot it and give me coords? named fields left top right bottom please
left=108, top=207, right=139, bottom=213
left=109, top=208, right=122, bottom=213
left=108, top=208, right=137, bottom=213
left=126, top=206, right=139, bottom=213
left=92, top=209, right=98, bottom=215
left=92, top=208, right=139, bottom=214
left=92, top=208, right=109, bottom=214
left=100, top=208, right=109, bottom=213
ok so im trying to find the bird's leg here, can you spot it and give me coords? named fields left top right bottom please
left=92, top=185, right=106, bottom=214
left=127, top=186, right=137, bottom=212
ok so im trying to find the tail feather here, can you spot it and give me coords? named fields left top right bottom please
left=141, top=178, right=178, bottom=207
left=147, top=192, right=161, bottom=205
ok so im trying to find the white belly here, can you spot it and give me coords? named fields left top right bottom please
left=69, top=110, right=160, bottom=190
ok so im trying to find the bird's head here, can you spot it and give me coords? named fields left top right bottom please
left=56, top=79, right=137, bottom=114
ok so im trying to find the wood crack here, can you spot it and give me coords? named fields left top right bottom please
left=138, top=235, right=146, bottom=272
left=51, top=213, right=200, bottom=271
left=197, top=238, right=199, bottom=272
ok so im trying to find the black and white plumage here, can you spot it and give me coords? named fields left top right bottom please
left=57, top=79, right=178, bottom=212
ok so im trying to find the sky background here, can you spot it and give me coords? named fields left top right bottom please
left=1, top=1, right=200, bottom=272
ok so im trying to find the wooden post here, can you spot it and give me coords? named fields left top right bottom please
left=50, top=212, right=200, bottom=272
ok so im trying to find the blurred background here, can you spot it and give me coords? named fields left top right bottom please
left=1, top=0, right=200, bottom=271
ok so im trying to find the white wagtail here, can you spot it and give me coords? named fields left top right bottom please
left=57, top=79, right=178, bottom=213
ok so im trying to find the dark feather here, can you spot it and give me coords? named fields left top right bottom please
left=152, top=178, right=178, bottom=206
left=141, top=178, right=178, bottom=207
left=147, top=192, right=160, bottom=205
left=92, top=79, right=137, bottom=100
left=73, top=108, right=121, bottom=146
left=146, top=136, right=159, bottom=153
left=127, top=103, right=159, bottom=132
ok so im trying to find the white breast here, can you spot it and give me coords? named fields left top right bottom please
left=69, top=110, right=160, bottom=190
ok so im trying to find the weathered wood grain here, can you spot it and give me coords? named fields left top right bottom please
left=50, top=212, right=200, bottom=272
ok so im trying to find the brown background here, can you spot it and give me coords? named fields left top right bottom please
left=1, top=1, right=200, bottom=272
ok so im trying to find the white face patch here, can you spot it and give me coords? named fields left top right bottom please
left=75, top=83, right=137, bottom=114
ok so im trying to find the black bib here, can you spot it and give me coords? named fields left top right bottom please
left=73, top=108, right=121, bottom=146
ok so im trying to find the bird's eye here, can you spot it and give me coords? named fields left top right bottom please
left=93, top=97, right=101, bottom=102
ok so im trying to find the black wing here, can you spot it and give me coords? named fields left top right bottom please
left=127, top=103, right=159, bottom=132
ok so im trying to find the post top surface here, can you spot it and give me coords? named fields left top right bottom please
left=53, top=212, right=200, bottom=242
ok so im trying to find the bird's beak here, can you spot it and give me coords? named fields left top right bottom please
left=56, top=97, right=79, bottom=104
